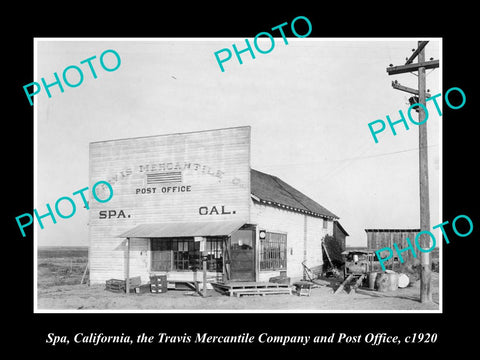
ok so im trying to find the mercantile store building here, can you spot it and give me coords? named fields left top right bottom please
left=88, top=126, right=342, bottom=287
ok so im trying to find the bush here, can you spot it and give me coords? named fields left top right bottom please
left=322, top=234, right=344, bottom=269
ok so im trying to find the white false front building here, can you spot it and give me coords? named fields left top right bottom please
left=88, top=126, right=339, bottom=286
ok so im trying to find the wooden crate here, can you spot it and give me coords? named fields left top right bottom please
left=106, top=279, right=125, bottom=293
left=150, top=284, right=168, bottom=293
left=105, top=277, right=142, bottom=293
left=151, top=288, right=167, bottom=294
left=106, top=279, right=124, bottom=287
left=106, top=286, right=136, bottom=293
left=134, top=284, right=151, bottom=294
left=293, top=282, right=313, bottom=296
left=150, top=275, right=168, bottom=293
left=129, top=276, right=142, bottom=287
left=150, top=275, right=167, bottom=285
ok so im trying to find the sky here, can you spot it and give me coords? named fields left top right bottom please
left=34, top=38, right=441, bottom=247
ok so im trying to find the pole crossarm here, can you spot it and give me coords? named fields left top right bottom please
left=405, top=41, right=429, bottom=65
left=386, top=59, right=439, bottom=75
left=391, top=81, right=431, bottom=97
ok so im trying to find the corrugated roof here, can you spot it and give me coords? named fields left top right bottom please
left=119, top=221, right=245, bottom=238
left=251, top=169, right=338, bottom=219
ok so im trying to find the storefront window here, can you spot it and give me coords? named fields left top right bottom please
left=172, top=238, right=198, bottom=270
left=151, top=237, right=223, bottom=272
left=259, top=232, right=287, bottom=270
left=205, top=237, right=224, bottom=272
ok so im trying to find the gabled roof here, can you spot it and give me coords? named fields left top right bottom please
left=334, top=221, right=349, bottom=236
left=251, top=169, right=338, bottom=219
left=364, top=229, right=420, bottom=233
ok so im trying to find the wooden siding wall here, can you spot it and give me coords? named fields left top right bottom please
left=88, top=127, right=251, bottom=284
left=367, top=231, right=421, bottom=264
left=251, top=201, right=332, bottom=282
left=306, top=215, right=327, bottom=269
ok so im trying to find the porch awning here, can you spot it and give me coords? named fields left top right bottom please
left=118, top=220, right=246, bottom=238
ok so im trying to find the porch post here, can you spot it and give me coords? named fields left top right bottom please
left=126, top=237, right=130, bottom=295
left=223, top=236, right=230, bottom=283
left=254, top=225, right=260, bottom=282
left=202, top=256, right=207, bottom=297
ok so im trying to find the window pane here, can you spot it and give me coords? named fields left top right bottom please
left=231, top=230, right=253, bottom=249
left=152, top=237, right=225, bottom=272
left=260, top=232, right=287, bottom=270
left=206, top=237, right=224, bottom=272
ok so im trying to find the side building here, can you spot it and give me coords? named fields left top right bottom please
left=365, top=228, right=421, bottom=269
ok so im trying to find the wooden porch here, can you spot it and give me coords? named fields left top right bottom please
left=211, top=281, right=292, bottom=297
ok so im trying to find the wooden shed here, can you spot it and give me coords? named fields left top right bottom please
left=88, top=126, right=340, bottom=288
left=333, top=221, right=349, bottom=250
left=365, top=228, right=421, bottom=269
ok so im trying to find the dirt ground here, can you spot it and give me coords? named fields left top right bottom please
left=37, top=274, right=440, bottom=311
left=36, top=247, right=440, bottom=311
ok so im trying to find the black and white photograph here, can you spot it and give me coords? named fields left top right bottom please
left=7, top=7, right=478, bottom=355
left=32, top=38, right=444, bottom=312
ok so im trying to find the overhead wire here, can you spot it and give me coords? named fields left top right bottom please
left=259, top=144, right=439, bottom=170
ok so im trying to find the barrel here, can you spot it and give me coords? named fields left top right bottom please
left=375, top=272, right=399, bottom=292
left=397, top=273, right=410, bottom=288
left=368, top=272, right=378, bottom=289
left=387, top=272, right=399, bottom=291
left=375, top=273, right=389, bottom=292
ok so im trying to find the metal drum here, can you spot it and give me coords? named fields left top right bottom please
left=386, top=272, right=399, bottom=291
left=368, top=272, right=378, bottom=290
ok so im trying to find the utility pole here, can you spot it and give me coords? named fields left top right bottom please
left=386, top=41, right=439, bottom=303
left=417, top=44, right=431, bottom=303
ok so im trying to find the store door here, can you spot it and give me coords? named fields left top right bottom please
left=229, top=229, right=255, bottom=281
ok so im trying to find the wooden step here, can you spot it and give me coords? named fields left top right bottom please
left=211, top=282, right=292, bottom=296
left=230, top=288, right=292, bottom=297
